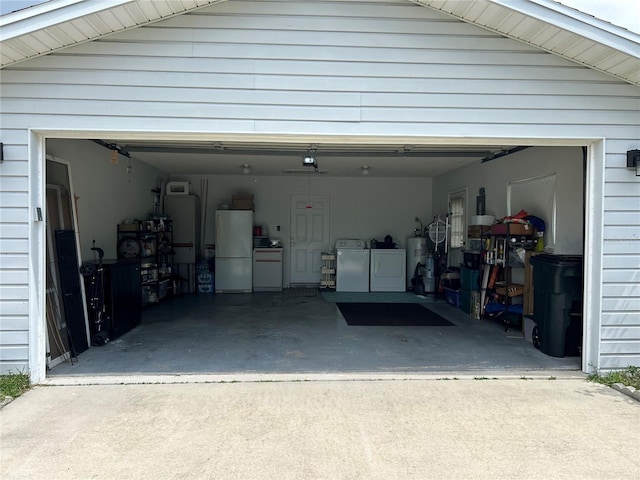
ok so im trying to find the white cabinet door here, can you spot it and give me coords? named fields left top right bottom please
left=253, top=249, right=283, bottom=291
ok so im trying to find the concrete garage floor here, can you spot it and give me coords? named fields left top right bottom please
left=49, top=291, right=581, bottom=378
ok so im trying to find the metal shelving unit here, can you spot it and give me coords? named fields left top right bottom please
left=320, top=252, right=336, bottom=289
left=117, top=221, right=173, bottom=305
left=482, top=223, right=535, bottom=331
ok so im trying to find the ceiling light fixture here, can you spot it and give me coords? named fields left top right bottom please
left=361, top=165, right=370, bottom=176
left=242, top=164, right=251, bottom=174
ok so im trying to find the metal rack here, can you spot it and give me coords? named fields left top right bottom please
left=320, top=252, right=336, bottom=289
left=117, top=221, right=173, bottom=305
left=482, top=223, right=535, bottom=331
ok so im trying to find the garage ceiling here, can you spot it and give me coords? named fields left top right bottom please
left=99, top=139, right=513, bottom=177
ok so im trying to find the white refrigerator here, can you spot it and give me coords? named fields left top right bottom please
left=215, top=210, right=253, bottom=292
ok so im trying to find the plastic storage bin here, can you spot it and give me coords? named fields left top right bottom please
left=443, top=287, right=460, bottom=308
left=530, top=254, right=583, bottom=357
left=463, top=252, right=482, bottom=270
left=459, top=289, right=481, bottom=318
left=461, top=267, right=481, bottom=292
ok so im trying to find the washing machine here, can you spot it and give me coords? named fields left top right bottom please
left=336, top=239, right=370, bottom=292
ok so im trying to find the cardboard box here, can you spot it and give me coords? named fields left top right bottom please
left=468, top=225, right=491, bottom=238
left=232, top=193, right=254, bottom=210
left=118, top=223, right=140, bottom=232
left=232, top=200, right=254, bottom=210
left=491, top=223, right=533, bottom=236
left=496, top=283, right=524, bottom=297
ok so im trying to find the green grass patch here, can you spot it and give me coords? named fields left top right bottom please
left=0, top=372, right=31, bottom=398
left=588, top=366, right=640, bottom=390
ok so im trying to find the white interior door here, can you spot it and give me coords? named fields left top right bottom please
left=289, top=193, right=330, bottom=285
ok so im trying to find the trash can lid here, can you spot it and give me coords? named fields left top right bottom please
left=530, top=254, right=583, bottom=266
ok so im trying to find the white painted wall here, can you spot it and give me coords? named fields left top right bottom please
left=0, top=0, right=638, bottom=376
left=46, top=140, right=169, bottom=260
left=174, top=173, right=433, bottom=286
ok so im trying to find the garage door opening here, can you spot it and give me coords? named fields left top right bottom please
left=42, top=136, right=588, bottom=378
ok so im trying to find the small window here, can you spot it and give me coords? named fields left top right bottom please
left=449, top=195, right=465, bottom=249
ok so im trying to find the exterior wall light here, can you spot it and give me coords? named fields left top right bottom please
left=627, top=150, right=640, bottom=176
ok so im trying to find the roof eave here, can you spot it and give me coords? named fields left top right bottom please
left=412, top=0, right=640, bottom=86
left=0, top=0, right=134, bottom=39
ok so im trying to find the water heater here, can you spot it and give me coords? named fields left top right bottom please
left=406, top=237, right=436, bottom=293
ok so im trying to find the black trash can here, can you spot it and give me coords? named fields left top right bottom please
left=530, top=254, right=583, bottom=357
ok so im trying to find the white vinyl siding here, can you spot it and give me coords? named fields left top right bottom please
left=0, top=0, right=639, bottom=374
left=0, top=129, right=30, bottom=375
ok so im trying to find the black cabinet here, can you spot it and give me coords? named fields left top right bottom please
left=84, top=259, right=141, bottom=342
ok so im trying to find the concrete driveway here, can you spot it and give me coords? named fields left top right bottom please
left=1, top=374, right=638, bottom=480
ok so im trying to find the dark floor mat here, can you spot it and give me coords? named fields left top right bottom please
left=337, top=302, right=455, bottom=327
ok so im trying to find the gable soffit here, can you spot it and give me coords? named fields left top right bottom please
left=1, top=0, right=639, bottom=86
left=0, top=0, right=230, bottom=67
left=412, top=0, right=640, bottom=86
